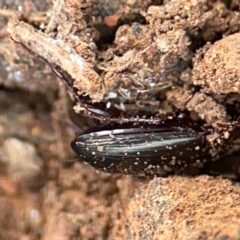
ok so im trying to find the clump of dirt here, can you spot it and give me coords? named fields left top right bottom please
left=0, top=0, right=240, bottom=239
left=192, top=33, right=240, bottom=95
left=116, top=176, right=240, bottom=240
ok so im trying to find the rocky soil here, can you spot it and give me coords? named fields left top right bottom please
left=0, top=0, right=240, bottom=239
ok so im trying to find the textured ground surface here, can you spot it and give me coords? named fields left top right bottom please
left=0, top=0, right=240, bottom=239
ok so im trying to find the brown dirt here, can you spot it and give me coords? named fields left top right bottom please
left=0, top=0, right=240, bottom=239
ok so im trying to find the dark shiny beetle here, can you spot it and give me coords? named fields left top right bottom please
left=13, top=39, right=240, bottom=177
left=71, top=120, right=210, bottom=176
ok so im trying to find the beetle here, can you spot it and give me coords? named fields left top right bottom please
left=11, top=37, right=240, bottom=177
left=71, top=120, right=211, bottom=176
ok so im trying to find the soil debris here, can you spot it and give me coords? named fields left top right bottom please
left=0, top=0, right=240, bottom=239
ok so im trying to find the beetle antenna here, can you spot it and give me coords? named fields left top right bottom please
left=11, top=37, right=171, bottom=125
left=10, top=37, right=83, bottom=103
left=63, top=119, right=83, bottom=134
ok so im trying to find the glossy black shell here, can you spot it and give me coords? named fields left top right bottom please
left=71, top=122, right=210, bottom=176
